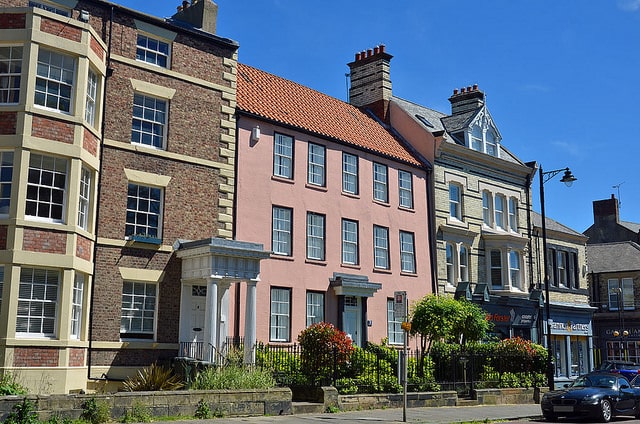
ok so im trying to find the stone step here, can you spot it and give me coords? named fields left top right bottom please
left=292, top=401, right=326, bottom=415
left=457, top=398, right=480, bottom=407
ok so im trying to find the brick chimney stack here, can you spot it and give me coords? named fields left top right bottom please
left=171, top=0, right=218, bottom=34
left=593, top=194, right=620, bottom=226
left=448, top=84, right=485, bottom=115
left=347, top=45, right=393, bottom=120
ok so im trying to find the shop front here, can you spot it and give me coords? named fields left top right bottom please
left=547, top=304, right=595, bottom=388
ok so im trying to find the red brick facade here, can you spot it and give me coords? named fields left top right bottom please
left=0, top=12, right=25, bottom=28
left=0, top=112, right=17, bottom=135
left=23, top=228, right=67, bottom=254
left=40, top=17, right=81, bottom=42
left=0, top=225, right=7, bottom=250
left=76, top=235, right=92, bottom=261
left=83, top=128, right=99, bottom=156
left=69, top=348, right=85, bottom=367
left=31, top=116, right=75, bottom=144
left=14, top=347, right=59, bottom=367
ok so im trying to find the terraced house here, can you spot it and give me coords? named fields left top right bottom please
left=0, top=0, right=271, bottom=394
left=346, top=46, right=594, bottom=387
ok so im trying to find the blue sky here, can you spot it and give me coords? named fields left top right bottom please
left=119, top=0, right=640, bottom=233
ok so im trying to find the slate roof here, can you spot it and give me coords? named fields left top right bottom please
left=586, top=242, right=640, bottom=273
left=621, top=220, right=640, bottom=233
left=390, top=96, right=525, bottom=166
left=236, top=64, right=422, bottom=167
left=531, top=211, right=586, bottom=239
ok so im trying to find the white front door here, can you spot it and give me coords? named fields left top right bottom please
left=189, top=285, right=207, bottom=358
left=343, top=296, right=361, bottom=347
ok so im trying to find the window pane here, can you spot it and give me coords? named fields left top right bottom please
left=272, top=207, right=292, bottom=255
left=273, top=133, right=293, bottom=179
left=307, top=143, right=325, bottom=186
left=342, top=153, right=358, bottom=194
left=398, top=170, right=413, bottom=208
left=26, top=154, right=67, bottom=221
left=373, top=163, right=388, bottom=202
left=342, top=219, right=358, bottom=265
left=34, top=49, right=74, bottom=113
left=136, top=34, right=170, bottom=68
left=125, top=183, right=162, bottom=240
left=131, top=94, right=167, bottom=149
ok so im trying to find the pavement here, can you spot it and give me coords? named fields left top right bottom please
left=162, top=403, right=543, bottom=424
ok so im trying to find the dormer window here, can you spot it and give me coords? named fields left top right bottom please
left=467, top=109, right=501, bottom=158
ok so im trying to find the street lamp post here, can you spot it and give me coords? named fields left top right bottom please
left=539, top=165, right=576, bottom=392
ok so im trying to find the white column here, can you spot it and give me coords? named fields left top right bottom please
left=243, top=279, right=258, bottom=365
left=205, top=277, right=218, bottom=363
left=218, top=280, right=232, bottom=355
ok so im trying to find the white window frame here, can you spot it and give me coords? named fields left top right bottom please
left=482, top=191, right=493, bottom=226
left=509, top=250, right=521, bottom=290
left=374, top=225, right=390, bottom=270
left=508, top=197, right=518, bottom=231
left=136, top=33, right=170, bottom=68
left=446, top=242, right=455, bottom=286
left=131, top=93, right=167, bottom=149
left=387, top=298, right=404, bottom=345
left=398, top=170, right=413, bottom=209
left=373, top=162, right=388, bottom=203
left=307, top=143, right=325, bottom=187
left=273, top=133, right=293, bottom=179
left=0, top=151, right=14, bottom=216
left=495, top=194, right=506, bottom=229
left=26, top=153, right=68, bottom=223
left=34, top=49, right=75, bottom=113
left=85, top=68, right=98, bottom=127
left=490, top=249, right=503, bottom=288
left=342, top=152, right=358, bottom=195
left=400, top=231, right=416, bottom=273
left=272, top=206, right=292, bottom=256
left=449, top=183, right=462, bottom=220
left=71, top=273, right=84, bottom=339
left=306, top=212, right=325, bottom=261
left=306, top=291, right=324, bottom=327
left=341, top=218, right=358, bottom=265
left=120, top=281, right=157, bottom=340
left=0, top=45, right=22, bottom=104
left=270, top=287, right=291, bottom=342
left=16, top=267, right=59, bottom=337
left=459, top=244, right=469, bottom=282
left=77, top=166, right=91, bottom=230
left=125, top=183, right=163, bottom=241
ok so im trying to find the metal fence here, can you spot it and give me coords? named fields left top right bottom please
left=255, top=343, right=545, bottom=395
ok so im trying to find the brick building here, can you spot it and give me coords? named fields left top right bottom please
left=0, top=0, right=269, bottom=394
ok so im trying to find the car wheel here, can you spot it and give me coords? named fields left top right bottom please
left=599, top=399, right=612, bottom=423
left=542, top=411, right=557, bottom=421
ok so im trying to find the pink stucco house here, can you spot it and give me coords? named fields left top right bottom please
left=230, top=63, right=435, bottom=348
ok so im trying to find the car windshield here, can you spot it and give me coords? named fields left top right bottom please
left=574, top=375, right=616, bottom=388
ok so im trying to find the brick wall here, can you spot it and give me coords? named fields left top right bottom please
left=32, top=116, right=75, bottom=144
left=69, top=348, right=85, bottom=367
left=40, top=17, right=82, bottom=42
left=23, top=228, right=66, bottom=254
left=83, top=128, right=99, bottom=156
left=0, top=112, right=17, bottom=135
left=76, top=235, right=92, bottom=261
left=0, top=225, right=7, bottom=250
left=14, top=347, right=59, bottom=367
left=0, top=12, right=25, bottom=29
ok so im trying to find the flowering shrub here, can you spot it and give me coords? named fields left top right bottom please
left=298, top=322, right=354, bottom=385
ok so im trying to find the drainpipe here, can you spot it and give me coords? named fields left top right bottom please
left=87, top=5, right=114, bottom=381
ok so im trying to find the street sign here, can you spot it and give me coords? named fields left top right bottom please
left=394, top=291, right=407, bottom=319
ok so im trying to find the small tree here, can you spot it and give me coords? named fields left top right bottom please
left=298, top=322, right=354, bottom=385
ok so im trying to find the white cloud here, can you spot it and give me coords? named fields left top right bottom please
left=618, top=0, right=640, bottom=12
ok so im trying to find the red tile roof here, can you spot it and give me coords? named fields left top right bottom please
left=236, top=63, right=422, bottom=167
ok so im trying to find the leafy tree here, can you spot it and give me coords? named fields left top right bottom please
left=409, top=295, right=491, bottom=376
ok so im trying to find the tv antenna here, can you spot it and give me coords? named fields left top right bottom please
left=613, top=182, right=624, bottom=207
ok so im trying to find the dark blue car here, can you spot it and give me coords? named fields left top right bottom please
left=541, top=372, right=640, bottom=422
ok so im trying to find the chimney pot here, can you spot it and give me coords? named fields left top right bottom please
left=453, top=88, right=458, bottom=95
left=473, top=84, right=478, bottom=91
left=374, top=46, right=379, bottom=55
left=355, top=52, right=360, bottom=61
left=380, top=44, right=385, bottom=53
left=461, top=87, right=466, bottom=93
left=182, top=1, right=189, bottom=8
left=467, top=85, right=472, bottom=92
left=367, top=49, right=373, bottom=57
left=177, top=5, right=182, bottom=12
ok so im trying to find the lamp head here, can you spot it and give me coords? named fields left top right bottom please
left=560, top=168, right=577, bottom=187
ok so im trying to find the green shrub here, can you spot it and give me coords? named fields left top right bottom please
left=298, top=322, right=354, bottom=385
left=0, top=372, right=27, bottom=395
left=122, top=363, right=184, bottom=392
left=81, top=397, right=111, bottom=424
left=121, top=402, right=152, bottom=423
left=335, top=377, right=358, bottom=394
left=191, top=365, right=275, bottom=390
left=5, top=398, right=39, bottom=424
left=194, top=399, right=211, bottom=419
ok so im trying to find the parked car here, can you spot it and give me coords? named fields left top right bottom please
left=598, top=360, right=640, bottom=380
left=540, top=372, right=640, bottom=422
